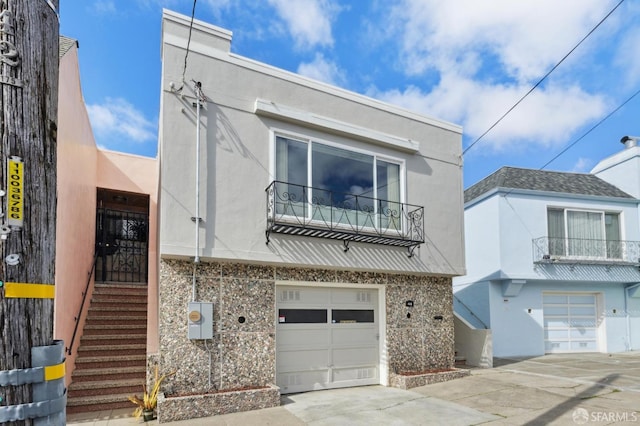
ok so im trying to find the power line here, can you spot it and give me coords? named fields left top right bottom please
left=462, top=0, right=626, bottom=156
left=498, top=86, right=640, bottom=200
left=539, top=86, right=640, bottom=170
left=178, top=0, right=198, bottom=90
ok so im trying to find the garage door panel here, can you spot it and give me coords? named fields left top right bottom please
left=333, top=347, right=378, bottom=366
left=277, top=348, right=329, bottom=371
left=544, top=306, right=568, bottom=315
left=277, top=286, right=380, bottom=394
left=278, top=287, right=330, bottom=305
left=544, top=295, right=568, bottom=304
left=569, top=318, right=596, bottom=327
left=571, top=341, right=597, bottom=351
left=332, top=366, right=377, bottom=383
left=543, top=293, right=599, bottom=354
left=330, top=288, right=376, bottom=305
left=544, top=318, right=568, bottom=328
left=545, top=329, right=568, bottom=340
left=570, top=306, right=596, bottom=316
left=546, top=341, right=570, bottom=352
left=570, top=328, right=596, bottom=339
left=569, top=295, right=596, bottom=304
left=277, top=370, right=329, bottom=393
left=278, top=328, right=328, bottom=349
left=331, top=327, right=377, bottom=345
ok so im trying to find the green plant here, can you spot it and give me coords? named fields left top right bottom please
left=128, top=366, right=176, bottom=418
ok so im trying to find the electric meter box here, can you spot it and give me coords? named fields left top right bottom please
left=187, top=302, right=214, bottom=339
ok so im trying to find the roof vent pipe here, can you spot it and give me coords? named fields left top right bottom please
left=620, top=135, right=639, bottom=149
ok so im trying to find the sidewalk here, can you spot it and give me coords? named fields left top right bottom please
left=67, top=352, right=640, bottom=425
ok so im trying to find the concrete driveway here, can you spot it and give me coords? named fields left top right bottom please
left=67, top=352, right=640, bottom=426
left=413, top=352, right=640, bottom=425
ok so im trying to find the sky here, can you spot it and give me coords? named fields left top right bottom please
left=60, top=0, right=640, bottom=188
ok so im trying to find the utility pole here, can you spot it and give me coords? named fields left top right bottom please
left=0, top=0, right=59, bottom=425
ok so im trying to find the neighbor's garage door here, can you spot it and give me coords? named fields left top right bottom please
left=276, top=286, right=379, bottom=394
left=543, top=293, right=599, bottom=353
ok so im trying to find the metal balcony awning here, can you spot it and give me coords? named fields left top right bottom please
left=265, top=181, right=425, bottom=257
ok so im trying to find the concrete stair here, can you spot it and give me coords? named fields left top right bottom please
left=454, top=351, right=467, bottom=367
left=67, top=283, right=148, bottom=415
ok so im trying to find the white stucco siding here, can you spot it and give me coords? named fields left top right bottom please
left=494, top=192, right=640, bottom=278
left=490, top=281, right=633, bottom=357
left=453, top=280, right=491, bottom=328
left=455, top=195, right=501, bottom=285
left=630, top=293, right=640, bottom=350
left=159, top=11, right=464, bottom=275
left=489, top=281, right=545, bottom=357
left=592, top=146, right=640, bottom=199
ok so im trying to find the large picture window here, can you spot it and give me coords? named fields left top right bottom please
left=275, top=135, right=403, bottom=232
left=547, top=208, right=621, bottom=259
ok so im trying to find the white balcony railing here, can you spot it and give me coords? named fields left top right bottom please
left=532, top=236, right=640, bottom=265
left=266, top=181, right=424, bottom=257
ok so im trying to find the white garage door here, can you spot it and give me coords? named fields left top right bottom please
left=276, top=286, right=379, bottom=394
left=543, top=293, right=599, bottom=353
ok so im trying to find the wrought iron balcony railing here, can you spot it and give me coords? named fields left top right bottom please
left=265, top=181, right=425, bottom=256
left=532, top=236, right=640, bottom=265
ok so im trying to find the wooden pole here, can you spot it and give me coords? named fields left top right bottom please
left=0, top=0, right=59, bottom=424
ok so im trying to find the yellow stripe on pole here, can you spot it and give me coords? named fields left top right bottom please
left=4, top=282, right=55, bottom=299
left=44, top=362, right=65, bottom=381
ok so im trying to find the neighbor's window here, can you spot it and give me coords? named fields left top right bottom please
left=275, top=135, right=402, bottom=231
left=547, top=208, right=621, bottom=259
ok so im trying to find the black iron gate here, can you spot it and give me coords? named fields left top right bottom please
left=95, top=208, right=148, bottom=283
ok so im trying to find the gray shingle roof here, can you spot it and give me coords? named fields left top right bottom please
left=465, top=166, right=635, bottom=203
left=59, top=36, right=77, bottom=58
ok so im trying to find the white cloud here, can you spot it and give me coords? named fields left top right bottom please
left=614, top=27, right=640, bottom=89
left=371, top=73, right=608, bottom=151
left=87, top=98, right=156, bottom=145
left=373, top=0, right=618, bottom=151
left=571, top=157, right=592, bottom=173
left=267, top=0, right=337, bottom=50
left=201, top=0, right=232, bottom=19
left=297, top=53, right=346, bottom=86
left=92, top=1, right=117, bottom=14
left=390, top=0, right=612, bottom=81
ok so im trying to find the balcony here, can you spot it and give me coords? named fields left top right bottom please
left=265, top=181, right=424, bottom=256
left=532, top=236, right=640, bottom=266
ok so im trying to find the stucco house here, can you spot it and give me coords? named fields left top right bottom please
left=57, top=8, right=467, bottom=420
left=454, top=147, right=640, bottom=359
left=57, top=36, right=159, bottom=414
left=153, top=9, right=466, bottom=422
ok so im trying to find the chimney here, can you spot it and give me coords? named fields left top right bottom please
left=620, top=135, right=639, bottom=149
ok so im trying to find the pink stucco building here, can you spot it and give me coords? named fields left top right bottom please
left=56, top=36, right=159, bottom=413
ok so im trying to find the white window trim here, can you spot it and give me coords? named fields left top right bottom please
left=547, top=207, right=624, bottom=260
left=549, top=208, right=623, bottom=237
left=256, top=98, right=420, bottom=153
left=270, top=129, right=409, bottom=236
left=271, top=129, right=407, bottom=203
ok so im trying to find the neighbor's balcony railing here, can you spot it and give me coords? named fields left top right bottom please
left=265, top=181, right=424, bottom=256
left=532, top=236, right=640, bottom=265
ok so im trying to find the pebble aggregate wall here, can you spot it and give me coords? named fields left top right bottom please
left=155, top=259, right=455, bottom=421
left=389, top=369, right=470, bottom=389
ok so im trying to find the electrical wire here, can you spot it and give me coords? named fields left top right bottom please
left=539, top=86, right=640, bottom=170
left=177, top=0, right=198, bottom=90
left=498, top=86, right=640, bottom=199
left=43, top=0, right=59, bottom=20
left=462, top=0, right=626, bottom=156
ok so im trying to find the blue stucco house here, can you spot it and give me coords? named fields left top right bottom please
left=454, top=139, right=640, bottom=358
